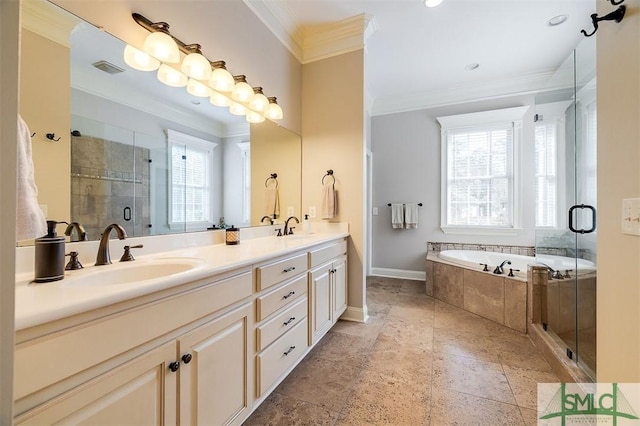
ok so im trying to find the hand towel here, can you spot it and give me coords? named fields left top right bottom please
left=321, top=183, right=337, bottom=219
left=264, top=187, right=280, bottom=219
left=16, top=115, right=47, bottom=240
left=391, top=204, right=404, bottom=229
left=405, top=203, right=419, bottom=229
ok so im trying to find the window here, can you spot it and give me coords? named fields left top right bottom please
left=535, top=122, right=557, bottom=227
left=237, top=142, right=251, bottom=224
left=167, top=130, right=217, bottom=228
left=438, top=107, right=528, bottom=234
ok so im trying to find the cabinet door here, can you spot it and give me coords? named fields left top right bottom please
left=332, top=256, right=348, bottom=321
left=178, top=302, right=252, bottom=426
left=309, top=264, right=332, bottom=345
left=15, top=341, right=177, bottom=426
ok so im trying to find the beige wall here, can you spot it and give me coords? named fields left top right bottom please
left=596, top=0, right=640, bottom=381
left=20, top=29, right=71, bottom=223
left=0, top=0, right=19, bottom=420
left=302, top=50, right=366, bottom=318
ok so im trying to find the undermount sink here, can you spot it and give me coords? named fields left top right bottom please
left=60, top=257, right=205, bottom=287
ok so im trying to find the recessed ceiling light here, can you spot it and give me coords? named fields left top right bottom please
left=424, top=0, right=443, bottom=8
left=191, top=100, right=201, bottom=105
left=464, top=63, right=479, bottom=71
left=548, top=15, right=568, bottom=26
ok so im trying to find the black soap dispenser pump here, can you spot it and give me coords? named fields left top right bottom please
left=34, top=220, right=66, bottom=283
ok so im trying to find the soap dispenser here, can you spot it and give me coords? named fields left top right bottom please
left=34, top=220, right=66, bottom=283
left=303, top=214, right=311, bottom=234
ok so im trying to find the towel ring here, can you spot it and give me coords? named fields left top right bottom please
left=265, top=173, right=278, bottom=188
left=322, top=169, right=335, bottom=185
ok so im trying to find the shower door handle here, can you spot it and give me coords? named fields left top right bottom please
left=568, top=204, right=596, bottom=234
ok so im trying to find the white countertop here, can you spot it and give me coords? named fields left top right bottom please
left=15, top=231, right=348, bottom=331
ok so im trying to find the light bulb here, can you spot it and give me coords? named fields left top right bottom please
left=181, top=51, right=211, bottom=80
left=157, top=64, right=188, bottom=87
left=246, top=111, right=265, bottom=123
left=265, top=98, right=284, bottom=120
left=187, top=79, right=211, bottom=97
left=249, top=88, right=269, bottom=112
left=210, top=90, right=231, bottom=107
left=231, top=76, right=253, bottom=102
left=424, top=0, right=443, bottom=7
left=143, top=31, right=180, bottom=63
left=229, top=102, right=247, bottom=116
left=123, top=44, right=160, bottom=71
left=209, top=66, right=235, bottom=92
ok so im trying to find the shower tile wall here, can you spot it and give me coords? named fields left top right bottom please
left=71, top=135, right=150, bottom=240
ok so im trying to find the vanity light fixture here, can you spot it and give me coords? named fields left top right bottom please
left=125, top=12, right=284, bottom=121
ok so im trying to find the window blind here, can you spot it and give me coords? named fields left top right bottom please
left=534, top=123, right=557, bottom=227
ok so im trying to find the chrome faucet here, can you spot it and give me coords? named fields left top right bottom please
left=493, top=260, right=511, bottom=275
left=96, top=224, right=127, bottom=266
left=64, top=222, right=88, bottom=242
left=283, top=216, right=299, bottom=235
left=261, top=215, right=274, bottom=225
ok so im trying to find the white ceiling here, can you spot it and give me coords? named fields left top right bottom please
left=249, top=0, right=595, bottom=114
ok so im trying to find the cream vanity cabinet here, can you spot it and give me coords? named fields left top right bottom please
left=14, top=270, right=254, bottom=426
left=308, top=240, right=348, bottom=345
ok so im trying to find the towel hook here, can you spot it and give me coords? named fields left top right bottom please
left=581, top=5, right=625, bottom=37
left=46, top=133, right=61, bottom=142
left=322, top=169, right=335, bottom=185
left=265, top=172, right=278, bottom=188
left=31, top=132, right=36, bottom=138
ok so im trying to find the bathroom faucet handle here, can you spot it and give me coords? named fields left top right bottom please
left=65, top=251, right=84, bottom=270
left=275, top=228, right=283, bottom=237
left=479, top=263, right=489, bottom=272
left=288, top=226, right=295, bottom=235
left=120, top=244, right=143, bottom=262
left=508, top=268, right=520, bottom=277
left=564, top=269, right=572, bottom=279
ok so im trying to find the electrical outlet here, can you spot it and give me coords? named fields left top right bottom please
left=309, top=206, right=316, bottom=218
left=287, top=206, right=294, bottom=217
left=622, top=198, right=640, bottom=236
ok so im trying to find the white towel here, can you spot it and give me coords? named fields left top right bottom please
left=264, top=187, right=280, bottom=219
left=321, top=183, right=337, bottom=219
left=16, top=115, right=47, bottom=240
left=391, top=204, right=404, bottom=229
left=405, top=203, right=419, bottom=229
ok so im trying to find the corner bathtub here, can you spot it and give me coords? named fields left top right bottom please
left=437, top=250, right=596, bottom=279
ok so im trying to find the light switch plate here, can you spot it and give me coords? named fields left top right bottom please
left=373, top=207, right=379, bottom=216
left=622, top=198, right=640, bottom=236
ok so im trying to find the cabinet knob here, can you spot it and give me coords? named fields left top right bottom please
left=282, top=266, right=296, bottom=273
left=283, top=317, right=296, bottom=326
left=168, top=361, right=180, bottom=372
left=181, top=353, right=193, bottom=364
left=283, top=291, right=296, bottom=299
left=283, top=346, right=296, bottom=356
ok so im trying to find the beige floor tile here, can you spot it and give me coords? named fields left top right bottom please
left=379, top=317, right=433, bottom=351
left=519, top=407, right=539, bottom=426
left=503, top=365, right=559, bottom=410
left=430, top=388, right=525, bottom=426
left=434, top=300, right=522, bottom=339
left=367, top=276, right=403, bottom=293
left=332, top=317, right=385, bottom=341
left=366, top=333, right=433, bottom=383
left=306, top=331, right=376, bottom=365
left=399, top=279, right=429, bottom=296
left=338, top=368, right=430, bottom=426
left=244, top=392, right=339, bottom=426
left=496, top=335, right=554, bottom=373
left=433, top=327, right=502, bottom=364
left=393, top=293, right=436, bottom=312
left=433, top=354, right=516, bottom=405
left=275, top=356, right=362, bottom=413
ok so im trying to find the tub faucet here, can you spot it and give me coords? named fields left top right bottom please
left=283, top=216, right=299, bottom=235
left=261, top=215, right=274, bottom=225
left=493, top=260, right=511, bottom=275
left=538, top=262, right=564, bottom=280
left=96, top=224, right=127, bottom=266
left=64, top=222, right=88, bottom=242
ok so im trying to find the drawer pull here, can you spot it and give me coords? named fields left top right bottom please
left=283, top=346, right=296, bottom=356
left=168, top=361, right=180, bottom=372
left=181, top=353, right=193, bottom=364
left=283, top=317, right=296, bottom=326
left=283, top=291, right=296, bottom=299
left=282, top=266, right=296, bottom=273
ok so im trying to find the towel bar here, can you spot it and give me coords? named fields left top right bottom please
left=387, top=203, right=423, bottom=207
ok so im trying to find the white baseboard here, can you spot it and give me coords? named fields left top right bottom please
left=370, top=267, right=426, bottom=281
left=340, top=305, right=368, bottom=323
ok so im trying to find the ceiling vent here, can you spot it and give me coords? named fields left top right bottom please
left=92, top=60, right=125, bottom=74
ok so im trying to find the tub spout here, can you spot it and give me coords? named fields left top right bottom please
left=493, top=260, right=511, bottom=275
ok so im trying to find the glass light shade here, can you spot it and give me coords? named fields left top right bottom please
left=229, top=102, right=247, bottom=116
left=424, top=0, right=443, bottom=7
left=249, top=92, right=269, bottom=112
left=157, top=64, right=188, bottom=87
left=265, top=102, right=284, bottom=120
left=210, top=91, right=231, bottom=107
left=246, top=111, right=265, bottom=123
left=181, top=52, right=211, bottom=80
left=209, top=67, right=235, bottom=92
left=187, top=79, right=211, bottom=97
left=123, top=44, right=160, bottom=71
left=231, top=81, right=253, bottom=102
left=143, top=31, right=180, bottom=63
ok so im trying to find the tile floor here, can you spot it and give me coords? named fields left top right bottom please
left=244, top=276, right=558, bottom=425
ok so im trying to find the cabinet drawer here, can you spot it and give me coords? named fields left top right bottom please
left=256, top=297, right=307, bottom=351
left=257, top=253, right=308, bottom=290
left=256, top=318, right=308, bottom=397
left=256, top=274, right=307, bottom=320
left=309, top=240, right=347, bottom=268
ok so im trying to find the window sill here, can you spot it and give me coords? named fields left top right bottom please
left=440, top=226, right=522, bottom=236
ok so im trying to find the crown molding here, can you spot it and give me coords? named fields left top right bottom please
left=21, top=0, right=80, bottom=47
left=371, top=69, right=557, bottom=116
left=302, top=14, right=377, bottom=64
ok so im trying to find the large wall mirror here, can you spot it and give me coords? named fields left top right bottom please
left=19, top=0, right=301, bottom=243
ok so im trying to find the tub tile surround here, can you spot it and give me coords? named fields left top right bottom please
left=427, top=241, right=535, bottom=256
